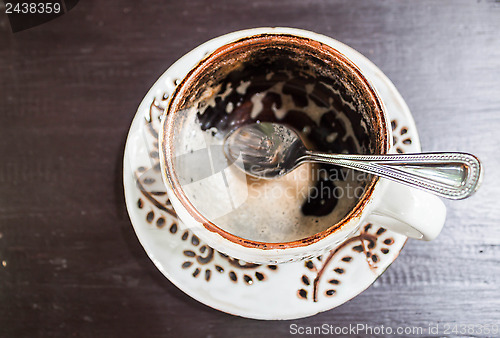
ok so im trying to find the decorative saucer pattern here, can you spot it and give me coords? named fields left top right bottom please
left=123, top=28, right=421, bottom=320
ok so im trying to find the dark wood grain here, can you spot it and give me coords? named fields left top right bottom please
left=1, top=1, right=499, bottom=337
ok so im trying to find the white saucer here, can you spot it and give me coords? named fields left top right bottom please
left=123, top=28, right=421, bottom=320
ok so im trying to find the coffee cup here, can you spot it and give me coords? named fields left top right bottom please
left=159, top=28, right=446, bottom=264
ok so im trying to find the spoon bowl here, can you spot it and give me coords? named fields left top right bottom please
left=224, top=123, right=307, bottom=179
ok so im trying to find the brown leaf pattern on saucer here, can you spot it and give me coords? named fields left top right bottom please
left=297, top=223, right=396, bottom=302
left=180, top=231, right=278, bottom=285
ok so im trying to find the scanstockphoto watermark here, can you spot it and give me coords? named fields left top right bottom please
left=290, top=323, right=425, bottom=336
left=289, top=323, right=500, bottom=336
left=244, top=162, right=371, bottom=183
left=246, top=177, right=367, bottom=202
left=244, top=162, right=370, bottom=201
left=141, top=157, right=369, bottom=203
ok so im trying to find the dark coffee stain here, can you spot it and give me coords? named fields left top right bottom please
left=301, top=177, right=338, bottom=216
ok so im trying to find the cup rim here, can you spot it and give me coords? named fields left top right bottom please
left=160, top=32, right=390, bottom=250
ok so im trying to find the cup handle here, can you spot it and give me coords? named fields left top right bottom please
left=367, top=180, right=447, bottom=240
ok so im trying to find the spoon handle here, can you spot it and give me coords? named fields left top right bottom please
left=301, top=152, right=482, bottom=200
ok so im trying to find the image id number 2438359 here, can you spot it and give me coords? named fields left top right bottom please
left=5, top=2, right=61, bottom=14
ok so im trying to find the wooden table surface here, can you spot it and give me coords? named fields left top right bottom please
left=1, top=1, right=499, bottom=337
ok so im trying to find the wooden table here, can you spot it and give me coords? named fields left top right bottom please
left=1, top=1, right=499, bottom=336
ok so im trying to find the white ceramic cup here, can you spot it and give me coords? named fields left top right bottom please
left=159, top=28, right=446, bottom=264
